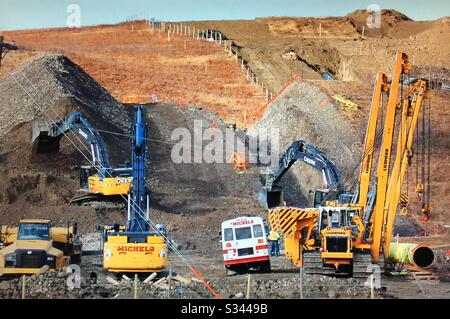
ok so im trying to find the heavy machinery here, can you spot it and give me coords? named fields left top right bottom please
left=32, top=112, right=132, bottom=205
left=0, top=219, right=82, bottom=275
left=0, top=36, right=17, bottom=68
left=259, top=140, right=352, bottom=209
left=102, top=106, right=168, bottom=273
left=268, top=51, right=431, bottom=276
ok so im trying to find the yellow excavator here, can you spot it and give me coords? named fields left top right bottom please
left=268, top=51, right=431, bottom=276
left=0, top=219, right=82, bottom=275
left=32, top=112, right=132, bottom=207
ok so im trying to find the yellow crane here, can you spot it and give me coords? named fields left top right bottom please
left=268, top=51, right=431, bottom=276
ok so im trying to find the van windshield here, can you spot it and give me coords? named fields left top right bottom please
left=18, top=223, right=50, bottom=240
left=235, top=227, right=252, bottom=240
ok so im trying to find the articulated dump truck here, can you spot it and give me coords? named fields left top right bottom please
left=0, top=219, right=82, bottom=276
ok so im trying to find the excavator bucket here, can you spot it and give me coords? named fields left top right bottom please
left=32, top=121, right=62, bottom=153
left=258, top=187, right=284, bottom=209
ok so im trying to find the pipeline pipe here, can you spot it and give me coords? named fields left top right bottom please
left=389, top=243, right=435, bottom=269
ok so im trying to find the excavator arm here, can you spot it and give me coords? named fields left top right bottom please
left=32, top=112, right=111, bottom=168
left=260, top=140, right=344, bottom=209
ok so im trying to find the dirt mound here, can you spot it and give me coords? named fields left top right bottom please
left=250, top=81, right=362, bottom=206
left=260, top=17, right=358, bottom=37
left=0, top=54, right=129, bottom=137
left=0, top=267, right=213, bottom=299
left=145, top=103, right=261, bottom=214
left=0, top=54, right=131, bottom=214
left=347, top=9, right=412, bottom=37
left=284, top=46, right=342, bottom=76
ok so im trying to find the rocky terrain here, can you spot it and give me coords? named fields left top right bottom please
left=0, top=9, right=448, bottom=299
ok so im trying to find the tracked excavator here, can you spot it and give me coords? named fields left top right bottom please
left=32, top=112, right=132, bottom=207
left=267, top=52, right=431, bottom=277
left=259, top=140, right=352, bottom=209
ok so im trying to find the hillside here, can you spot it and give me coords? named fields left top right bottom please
left=1, top=21, right=266, bottom=127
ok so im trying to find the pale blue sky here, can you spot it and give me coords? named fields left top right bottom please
left=1, top=0, right=449, bottom=31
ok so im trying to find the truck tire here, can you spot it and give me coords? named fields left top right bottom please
left=70, top=254, right=82, bottom=265
left=260, top=261, right=271, bottom=273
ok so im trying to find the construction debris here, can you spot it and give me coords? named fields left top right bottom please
left=332, top=94, right=359, bottom=109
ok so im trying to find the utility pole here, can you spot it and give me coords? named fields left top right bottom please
left=0, top=36, right=18, bottom=68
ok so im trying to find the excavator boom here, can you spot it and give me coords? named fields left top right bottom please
left=260, top=140, right=345, bottom=209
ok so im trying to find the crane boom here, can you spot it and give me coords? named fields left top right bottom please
left=382, top=80, right=428, bottom=256
left=127, top=106, right=151, bottom=232
left=371, top=52, right=410, bottom=261
left=357, top=73, right=388, bottom=211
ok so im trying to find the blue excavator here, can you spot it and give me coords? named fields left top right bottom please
left=259, top=140, right=353, bottom=209
left=32, top=112, right=132, bottom=205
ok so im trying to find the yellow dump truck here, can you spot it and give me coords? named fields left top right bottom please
left=0, top=219, right=82, bottom=275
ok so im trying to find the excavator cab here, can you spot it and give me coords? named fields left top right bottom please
left=318, top=206, right=359, bottom=230
left=313, top=189, right=329, bottom=207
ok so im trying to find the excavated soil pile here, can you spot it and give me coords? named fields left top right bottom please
left=145, top=103, right=262, bottom=215
left=0, top=54, right=129, bottom=137
left=212, top=275, right=372, bottom=299
left=0, top=54, right=131, bottom=220
left=250, top=81, right=362, bottom=207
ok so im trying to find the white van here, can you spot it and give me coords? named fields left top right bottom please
left=221, top=216, right=271, bottom=275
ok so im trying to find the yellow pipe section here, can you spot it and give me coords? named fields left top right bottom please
left=389, top=242, right=435, bottom=269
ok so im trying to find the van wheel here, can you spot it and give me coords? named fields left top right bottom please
left=260, top=261, right=271, bottom=273
left=70, top=254, right=82, bottom=265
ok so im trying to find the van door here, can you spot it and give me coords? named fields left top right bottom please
left=252, top=223, right=269, bottom=257
left=234, top=225, right=255, bottom=258
left=222, top=226, right=236, bottom=261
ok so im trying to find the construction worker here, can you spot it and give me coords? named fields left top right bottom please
left=268, top=229, right=281, bottom=256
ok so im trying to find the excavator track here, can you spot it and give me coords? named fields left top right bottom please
left=303, top=251, right=385, bottom=278
left=69, top=194, right=126, bottom=211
